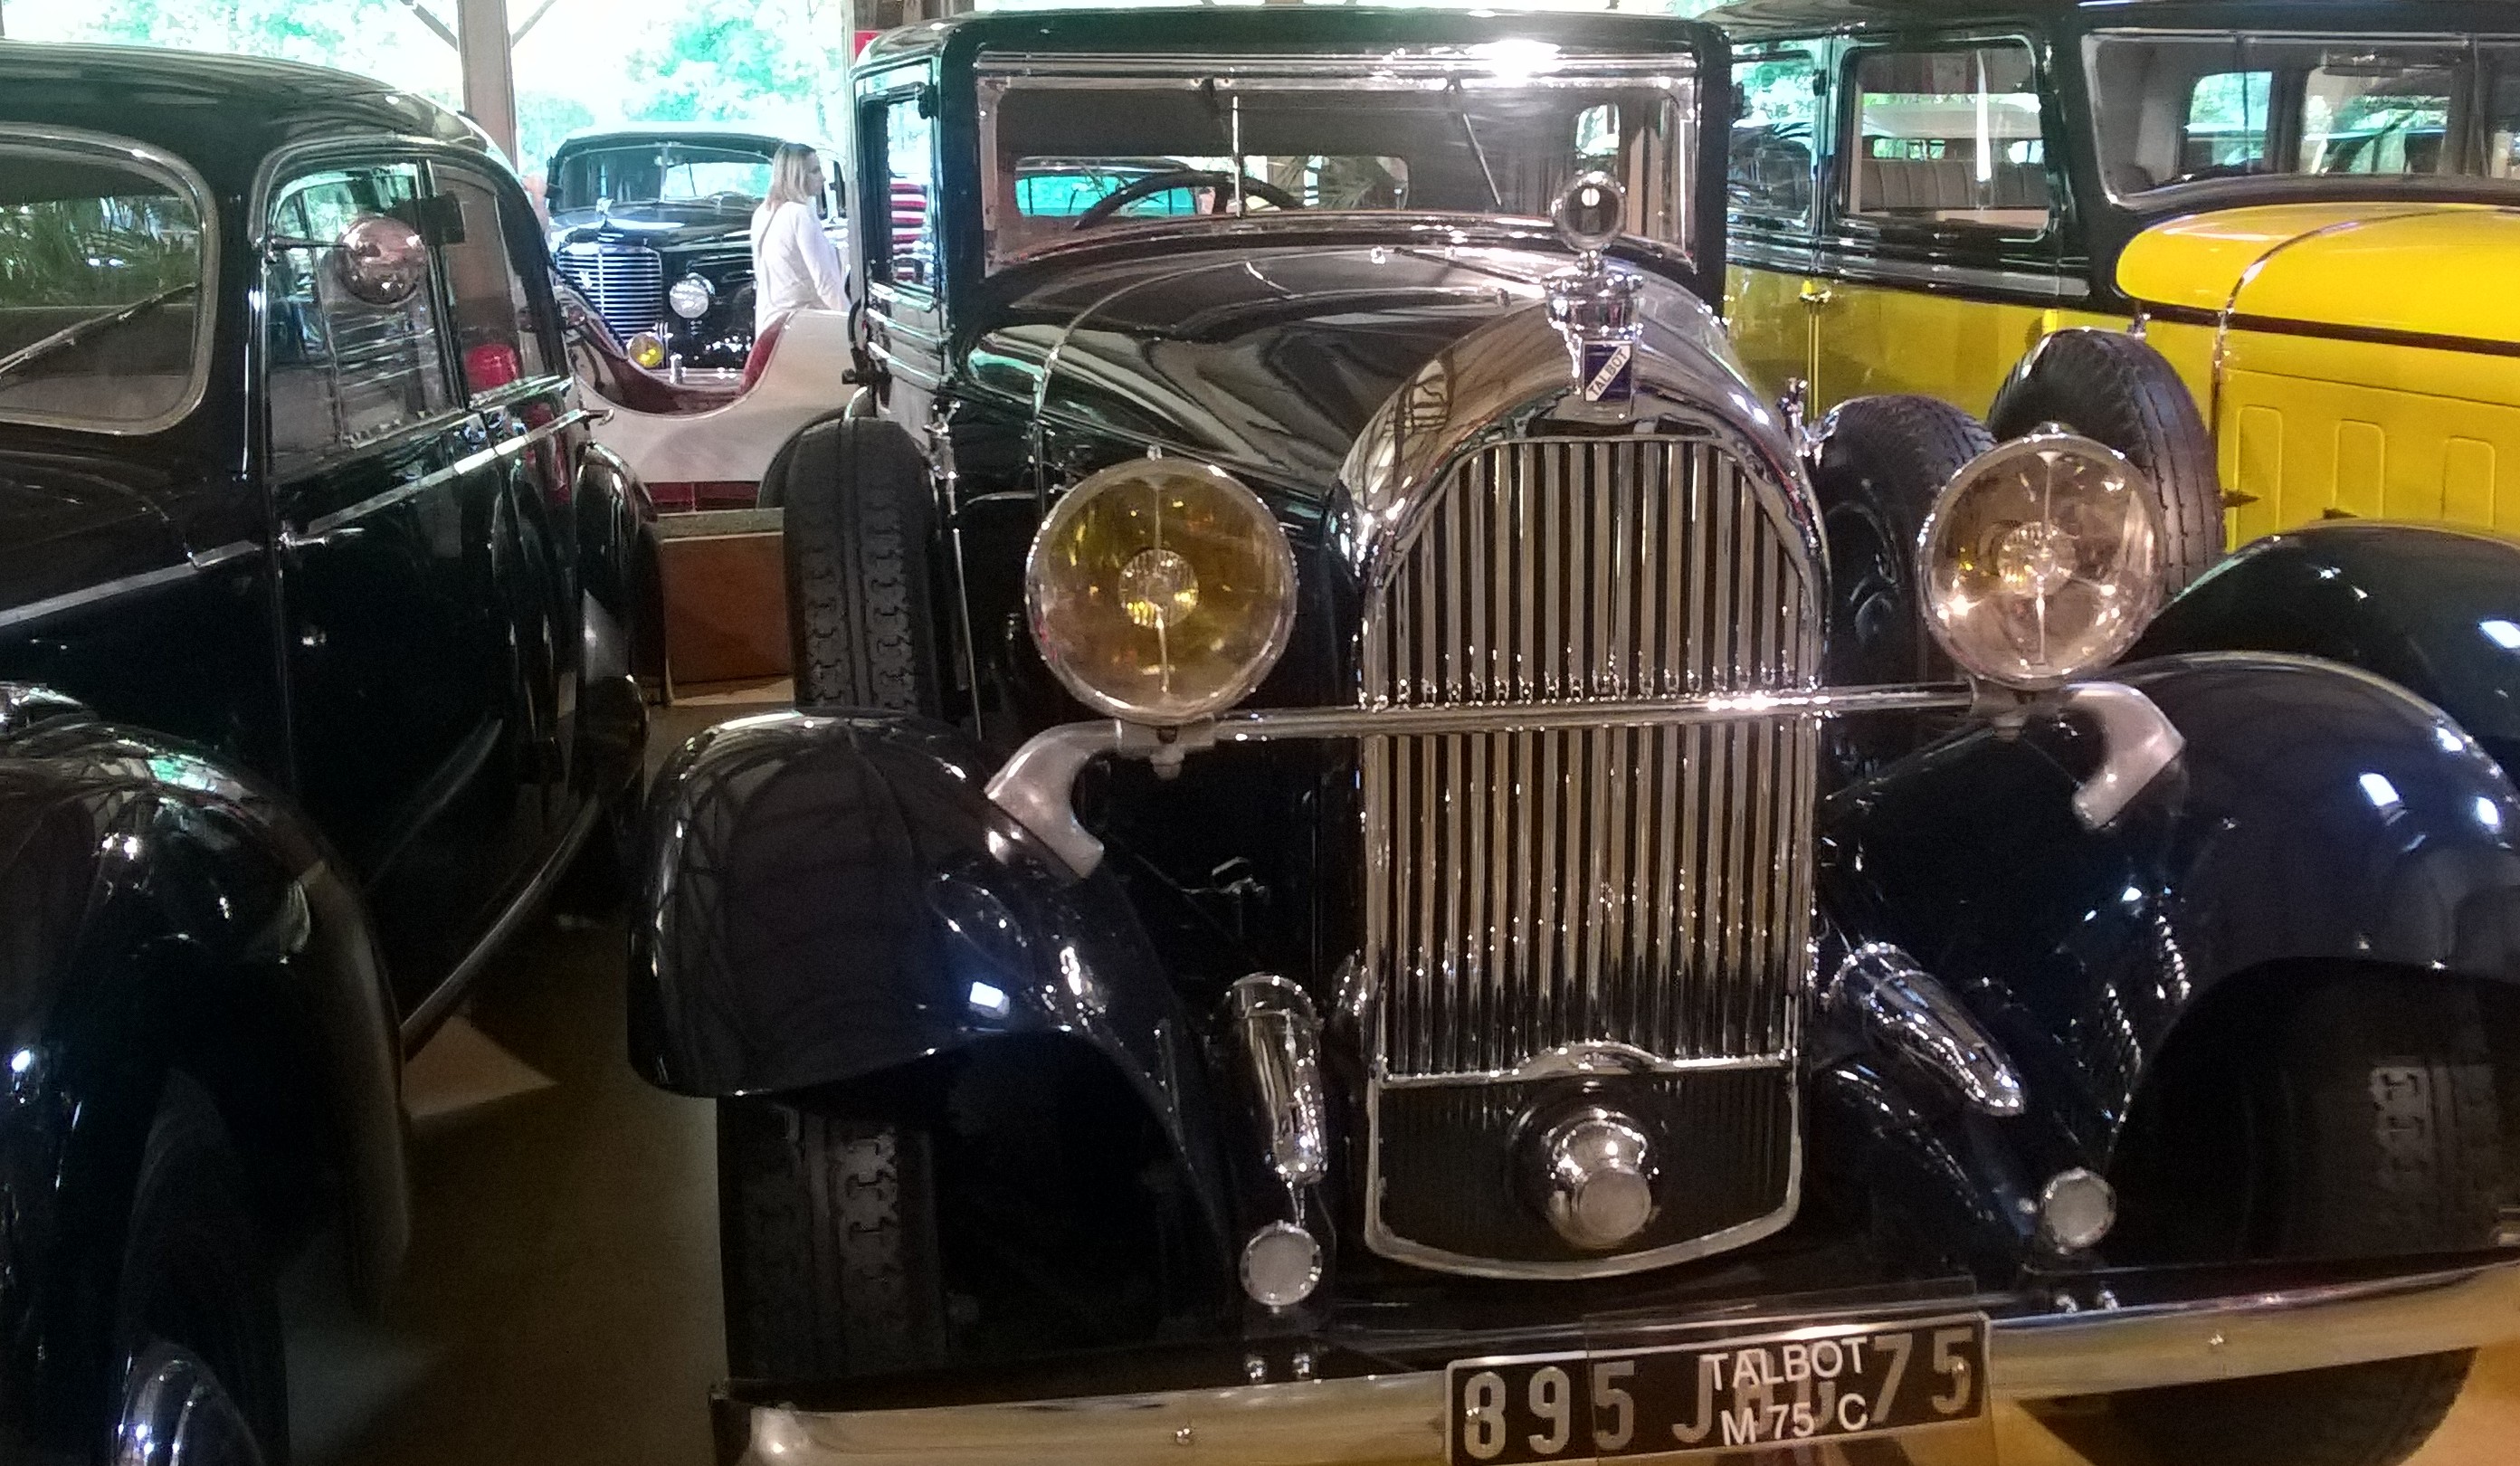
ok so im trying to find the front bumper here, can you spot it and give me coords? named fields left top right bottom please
left=716, top=1255, right=2520, bottom=1465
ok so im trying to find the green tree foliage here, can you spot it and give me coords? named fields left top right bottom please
left=624, top=0, right=847, bottom=138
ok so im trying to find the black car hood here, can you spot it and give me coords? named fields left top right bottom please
left=0, top=452, right=194, bottom=624
left=547, top=202, right=754, bottom=252
left=968, top=236, right=1729, bottom=499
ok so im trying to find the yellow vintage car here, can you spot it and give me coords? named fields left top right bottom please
left=1707, top=0, right=2520, bottom=576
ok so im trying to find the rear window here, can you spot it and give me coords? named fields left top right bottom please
left=0, top=133, right=214, bottom=435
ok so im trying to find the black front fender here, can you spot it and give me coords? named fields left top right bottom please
left=630, top=710, right=1229, bottom=1214
left=1827, top=652, right=2520, bottom=1166
left=0, top=700, right=405, bottom=1447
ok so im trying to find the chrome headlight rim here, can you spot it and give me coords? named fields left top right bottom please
left=1916, top=428, right=2163, bottom=693
left=666, top=272, right=715, bottom=320
left=1023, top=457, right=1299, bottom=727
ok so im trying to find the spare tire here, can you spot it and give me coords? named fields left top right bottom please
left=778, top=416, right=942, bottom=715
left=1810, top=395, right=1993, bottom=779
left=1987, top=328, right=2222, bottom=593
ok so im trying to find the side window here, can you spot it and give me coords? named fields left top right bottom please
left=433, top=168, right=555, bottom=394
left=1844, top=43, right=2051, bottom=232
left=2182, top=71, right=2273, bottom=176
left=264, top=162, right=452, bottom=474
left=864, top=90, right=938, bottom=292
left=1730, top=52, right=1820, bottom=225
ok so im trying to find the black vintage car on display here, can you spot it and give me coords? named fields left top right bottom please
left=546, top=124, right=842, bottom=370
left=0, top=43, right=647, bottom=1465
left=632, top=10, right=2520, bottom=1466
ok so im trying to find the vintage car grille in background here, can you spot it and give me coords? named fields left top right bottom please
left=555, top=243, right=666, bottom=339
left=1363, top=434, right=1821, bottom=1081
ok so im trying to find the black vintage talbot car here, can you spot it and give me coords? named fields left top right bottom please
left=0, top=42, right=648, bottom=1465
left=546, top=124, right=842, bottom=370
left=632, top=10, right=2520, bottom=1466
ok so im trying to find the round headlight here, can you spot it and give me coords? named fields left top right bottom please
left=667, top=273, right=714, bottom=320
left=1026, top=459, right=1298, bottom=724
left=1918, top=431, right=2163, bottom=690
left=626, top=331, right=667, bottom=370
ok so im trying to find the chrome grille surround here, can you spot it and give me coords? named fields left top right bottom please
left=556, top=242, right=666, bottom=339
left=1341, top=300, right=1822, bottom=1278
left=1363, top=433, right=1821, bottom=1080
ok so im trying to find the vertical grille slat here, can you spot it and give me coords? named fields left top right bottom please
left=556, top=243, right=667, bottom=341
left=1367, top=434, right=1817, bottom=1080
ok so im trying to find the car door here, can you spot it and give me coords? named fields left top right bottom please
left=262, top=157, right=531, bottom=1015
left=1724, top=43, right=1828, bottom=405
left=429, top=161, right=584, bottom=843
left=1808, top=37, right=2073, bottom=416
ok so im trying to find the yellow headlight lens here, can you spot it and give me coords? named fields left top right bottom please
left=1026, top=459, right=1298, bottom=723
left=1919, top=431, right=2163, bottom=690
left=628, top=331, right=667, bottom=369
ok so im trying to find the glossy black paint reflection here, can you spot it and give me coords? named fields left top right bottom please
left=630, top=710, right=1230, bottom=1233
left=1826, top=652, right=2520, bottom=1178
left=0, top=45, right=652, bottom=1456
left=0, top=709, right=404, bottom=1460
left=2138, top=522, right=2520, bottom=776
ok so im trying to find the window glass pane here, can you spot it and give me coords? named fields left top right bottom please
left=553, top=143, right=777, bottom=213
left=0, top=139, right=209, bottom=432
left=2185, top=71, right=2274, bottom=173
left=2088, top=33, right=2520, bottom=196
left=1846, top=44, right=2051, bottom=230
left=870, top=93, right=938, bottom=291
left=975, top=54, right=1697, bottom=272
left=435, top=170, right=550, bottom=393
left=265, top=163, right=452, bottom=471
left=1730, top=53, right=1818, bottom=224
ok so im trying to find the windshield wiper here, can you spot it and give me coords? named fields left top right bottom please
left=1448, top=80, right=1504, bottom=211
left=0, top=281, right=199, bottom=385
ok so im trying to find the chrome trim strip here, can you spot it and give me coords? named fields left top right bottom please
left=288, top=409, right=594, bottom=547
left=984, top=684, right=1986, bottom=878
left=0, top=538, right=264, bottom=634
left=2205, top=212, right=2414, bottom=458
left=0, top=127, right=223, bottom=438
left=722, top=1259, right=2520, bottom=1465
left=1811, top=249, right=2090, bottom=301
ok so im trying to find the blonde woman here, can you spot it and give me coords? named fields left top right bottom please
left=749, top=143, right=846, bottom=331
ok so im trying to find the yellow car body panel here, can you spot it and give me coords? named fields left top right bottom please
left=1728, top=202, right=2520, bottom=550
left=2120, top=203, right=2520, bottom=347
left=2116, top=202, right=2520, bottom=543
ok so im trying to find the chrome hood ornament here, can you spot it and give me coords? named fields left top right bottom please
left=1545, top=172, right=1642, bottom=405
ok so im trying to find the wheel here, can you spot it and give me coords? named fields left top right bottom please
left=111, top=1075, right=287, bottom=1465
left=716, top=1096, right=946, bottom=1382
left=1987, top=328, right=2222, bottom=594
left=1810, top=395, right=1992, bottom=778
left=752, top=408, right=846, bottom=509
left=775, top=416, right=942, bottom=715
left=2109, top=978, right=2503, bottom=1466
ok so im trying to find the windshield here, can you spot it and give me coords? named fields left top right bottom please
left=552, top=141, right=776, bottom=213
left=970, top=48, right=1699, bottom=271
left=2087, top=31, right=2520, bottom=199
left=0, top=135, right=212, bottom=434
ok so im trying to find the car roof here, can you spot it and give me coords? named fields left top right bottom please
left=859, top=5, right=1722, bottom=71
left=551, top=122, right=815, bottom=155
left=0, top=40, right=497, bottom=192
left=1706, top=0, right=2520, bottom=41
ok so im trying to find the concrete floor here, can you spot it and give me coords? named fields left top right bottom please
left=281, top=692, right=2520, bottom=1465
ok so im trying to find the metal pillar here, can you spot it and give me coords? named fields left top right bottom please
left=455, top=0, right=519, bottom=165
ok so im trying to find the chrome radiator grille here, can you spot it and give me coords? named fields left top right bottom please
left=1362, top=435, right=1820, bottom=1080
left=556, top=243, right=665, bottom=339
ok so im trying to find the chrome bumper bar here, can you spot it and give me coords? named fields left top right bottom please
left=725, top=1256, right=2520, bottom=1465
left=986, top=681, right=2182, bottom=877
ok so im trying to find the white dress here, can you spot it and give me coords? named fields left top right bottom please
left=749, top=200, right=848, bottom=331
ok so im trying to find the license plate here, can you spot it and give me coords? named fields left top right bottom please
left=1444, top=1314, right=1989, bottom=1464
